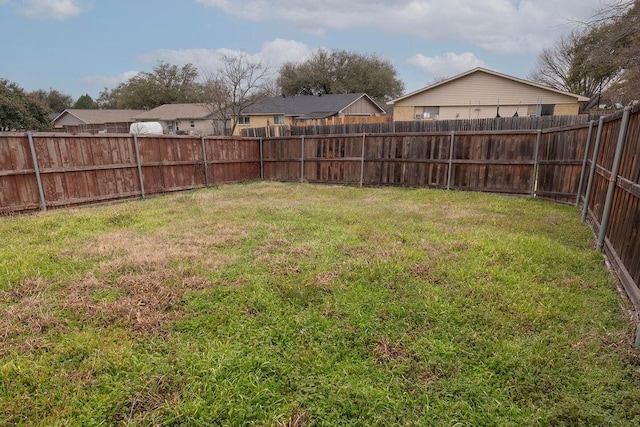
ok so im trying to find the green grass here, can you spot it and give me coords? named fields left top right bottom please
left=1, top=182, right=639, bottom=426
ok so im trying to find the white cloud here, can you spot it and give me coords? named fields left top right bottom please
left=195, top=0, right=604, bottom=54
left=259, top=39, right=315, bottom=67
left=81, top=71, right=140, bottom=88
left=19, top=0, right=86, bottom=20
left=136, top=39, right=316, bottom=74
left=408, top=52, right=487, bottom=81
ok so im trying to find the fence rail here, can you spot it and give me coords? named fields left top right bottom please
left=2, top=111, right=639, bottom=343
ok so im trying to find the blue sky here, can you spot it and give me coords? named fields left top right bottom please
left=0, top=0, right=610, bottom=101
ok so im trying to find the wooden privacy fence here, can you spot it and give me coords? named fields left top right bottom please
left=0, top=133, right=261, bottom=213
left=261, top=127, right=589, bottom=204
left=1, top=112, right=639, bottom=342
left=242, top=114, right=592, bottom=137
left=578, top=106, right=640, bottom=341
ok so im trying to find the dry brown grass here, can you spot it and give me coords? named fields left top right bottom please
left=373, top=336, right=414, bottom=363
left=64, top=273, right=192, bottom=334
left=0, top=278, right=64, bottom=356
left=275, top=410, right=311, bottom=427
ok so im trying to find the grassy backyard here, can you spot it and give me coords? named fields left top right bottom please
left=1, top=182, right=639, bottom=426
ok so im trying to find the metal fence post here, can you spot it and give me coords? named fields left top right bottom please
left=201, top=136, right=210, bottom=187
left=576, top=121, right=595, bottom=207
left=360, top=133, right=366, bottom=187
left=27, top=131, right=46, bottom=212
left=447, top=131, right=455, bottom=190
left=597, top=106, right=631, bottom=251
left=133, top=134, right=146, bottom=198
left=531, top=130, right=542, bottom=197
left=300, top=135, right=305, bottom=183
left=581, top=116, right=605, bottom=223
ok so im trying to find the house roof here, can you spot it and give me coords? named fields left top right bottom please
left=243, top=93, right=385, bottom=116
left=53, top=109, right=145, bottom=124
left=132, top=104, right=213, bottom=121
left=388, top=67, right=590, bottom=105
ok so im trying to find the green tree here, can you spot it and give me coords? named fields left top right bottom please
left=0, top=79, right=51, bottom=131
left=98, top=62, right=203, bottom=109
left=27, top=88, right=73, bottom=113
left=277, top=49, right=404, bottom=102
left=73, top=94, right=98, bottom=109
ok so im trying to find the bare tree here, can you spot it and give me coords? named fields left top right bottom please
left=528, top=30, right=618, bottom=102
left=588, top=0, right=640, bottom=104
left=202, top=54, right=271, bottom=136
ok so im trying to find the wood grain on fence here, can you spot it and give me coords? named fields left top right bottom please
left=0, top=134, right=40, bottom=212
left=242, top=115, right=591, bottom=137
left=0, top=133, right=261, bottom=214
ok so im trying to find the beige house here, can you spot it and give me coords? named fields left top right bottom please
left=388, top=68, right=590, bottom=121
left=133, top=104, right=224, bottom=136
left=52, top=109, right=144, bottom=133
left=237, top=93, right=386, bottom=135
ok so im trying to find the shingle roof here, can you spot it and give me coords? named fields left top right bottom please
left=132, top=104, right=213, bottom=121
left=388, top=68, right=590, bottom=105
left=53, top=109, right=145, bottom=124
left=243, top=93, right=384, bottom=116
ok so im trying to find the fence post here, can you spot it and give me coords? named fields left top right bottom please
left=27, top=131, right=46, bottom=212
left=576, top=121, right=595, bottom=207
left=531, top=130, right=542, bottom=197
left=133, top=134, right=145, bottom=198
left=360, top=133, right=366, bottom=187
left=300, top=135, right=305, bottom=183
left=201, top=136, right=210, bottom=187
left=581, top=116, right=606, bottom=223
left=447, top=131, right=455, bottom=190
left=259, top=137, right=264, bottom=180
left=597, top=106, right=631, bottom=251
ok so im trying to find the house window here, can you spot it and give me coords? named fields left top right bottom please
left=540, top=104, right=555, bottom=116
left=273, top=115, right=285, bottom=125
left=190, top=120, right=195, bottom=128
left=238, top=116, right=250, bottom=125
left=167, top=120, right=175, bottom=131
left=415, top=106, right=439, bottom=120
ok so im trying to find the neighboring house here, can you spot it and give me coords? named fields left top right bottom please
left=132, top=103, right=225, bottom=136
left=237, top=93, right=386, bottom=135
left=52, top=109, right=145, bottom=133
left=388, top=68, right=590, bottom=121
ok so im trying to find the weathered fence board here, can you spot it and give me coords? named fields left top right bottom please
left=206, top=138, right=261, bottom=184
left=0, top=133, right=261, bottom=213
left=537, top=127, right=590, bottom=203
left=242, top=115, right=592, bottom=137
